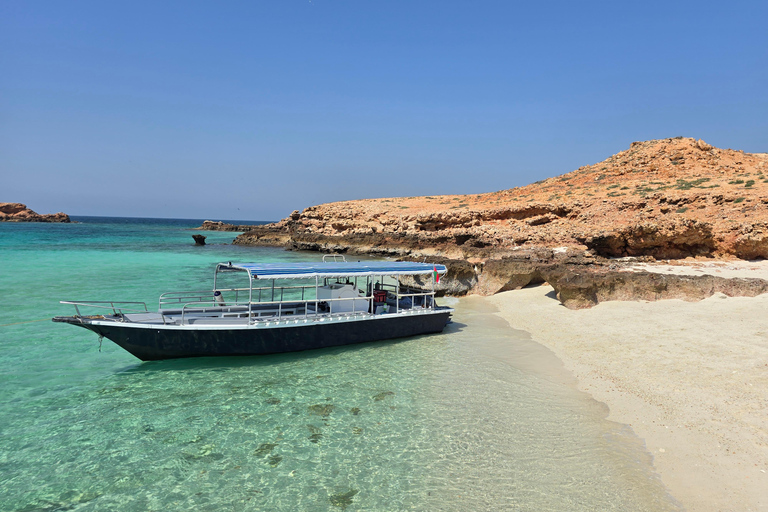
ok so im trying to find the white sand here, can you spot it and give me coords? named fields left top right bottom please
left=622, top=259, right=768, bottom=281
left=487, top=285, right=768, bottom=512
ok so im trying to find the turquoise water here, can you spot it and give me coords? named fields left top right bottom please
left=0, top=218, right=680, bottom=511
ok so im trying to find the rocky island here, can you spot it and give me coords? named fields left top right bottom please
left=0, top=203, right=71, bottom=223
left=206, top=137, right=768, bottom=308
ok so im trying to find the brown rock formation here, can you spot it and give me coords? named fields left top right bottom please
left=544, top=265, right=768, bottom=309
left=224, top=137, right=768, bottom=307
left=0, top=203, right=70, bottom=222
left=235, top=137, right=768, bottom=261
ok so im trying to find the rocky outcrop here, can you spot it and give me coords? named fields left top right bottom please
left=197, top=220, right=257, bottom=232
left=415, top=249, right=768, bottom=310
left=234, top=138, right=768, bottom=262
left=578, top=218, right=717, bottom=259
left=212, top=137, right=768, bottom=308
left=545, top=266, right=768, bottom=309
left=0, top=203, right=70, bottom=222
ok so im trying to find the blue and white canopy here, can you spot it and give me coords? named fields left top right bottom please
left=217, top=261, right=448, bottom=280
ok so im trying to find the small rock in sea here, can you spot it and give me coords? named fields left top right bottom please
left=253, top=443, right=277, bottom=457
left=329, top=489, right=359, bottom=510
left=373, top=391, right=394, bottom=402
left=308, top=403, right=335, bottom=417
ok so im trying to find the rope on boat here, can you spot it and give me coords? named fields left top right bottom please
left=0, top=319, right=49, bottom=327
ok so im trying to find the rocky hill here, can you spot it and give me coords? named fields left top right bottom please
left=236, top=137, right=768, bottom=260
left=0, top=203, right=71, bottom=222
left=226, top=137, right=768, bottom=307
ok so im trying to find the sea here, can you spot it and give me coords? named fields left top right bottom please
left=0, top=217, right=680, bottom=511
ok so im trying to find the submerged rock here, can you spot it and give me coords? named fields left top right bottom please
left=329, top=489, right=359, bottom=510
left=308, top=403, right=335, bottom=417
left=253, top=443, right=277, bottom=457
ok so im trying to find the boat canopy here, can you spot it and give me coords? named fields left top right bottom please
left=217, top=261, right=448, bottom=280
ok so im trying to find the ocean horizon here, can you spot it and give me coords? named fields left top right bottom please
left=0, top=216, right=679, bottom=511
left=69, top=215, right=276, bottom=225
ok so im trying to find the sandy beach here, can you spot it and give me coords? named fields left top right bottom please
left=488, top=266, right=768, bottom=512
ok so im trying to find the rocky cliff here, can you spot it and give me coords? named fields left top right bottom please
left=0, top=203, right=70, bottom=222
left=227, top=137, right=768, bottom=307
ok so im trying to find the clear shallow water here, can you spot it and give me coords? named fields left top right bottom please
left=0, top=218, right=680, bottom=511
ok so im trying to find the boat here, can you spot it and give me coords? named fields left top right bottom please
left=53, top=258, right=453, bottom=360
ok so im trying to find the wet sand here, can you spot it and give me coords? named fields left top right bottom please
left=487, top=274, right=768, bottom=512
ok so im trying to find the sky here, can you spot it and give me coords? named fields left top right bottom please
left=1, top=1, right=766, bottom=221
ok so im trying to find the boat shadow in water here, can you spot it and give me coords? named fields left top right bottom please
left=116, top=322, right=466, bottom=375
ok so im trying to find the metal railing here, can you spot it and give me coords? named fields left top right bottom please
left=160, top=284, right=318, bottom=309
left=173, top=289, right=437, bottom=325
left=60, top=301, right=149, bottom=318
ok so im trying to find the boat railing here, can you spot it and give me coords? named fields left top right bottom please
left=390, top=291, right=436, bottom=311
left=59, top=301, right=149, bottom=319
left=176, top=296, right=367, bottom=325
left=175, top=288, right=438, bottom=325
left=160, top=290, right=219, bottom=308
left=160, top=282, right=431, bottom=309
left=160, top=284, right=318, bottom=308
left=250, top=284, right=317, bottom=303
left=178, top=300, right=255, bottom=325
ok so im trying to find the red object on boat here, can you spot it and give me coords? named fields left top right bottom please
left=373, top=290, right=387, bottom=303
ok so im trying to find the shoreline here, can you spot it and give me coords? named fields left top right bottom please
left=487, top=283, right=768, bottom=511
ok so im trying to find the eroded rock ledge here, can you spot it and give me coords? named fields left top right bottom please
left=393, top=249, right=768, bottom=309
left=0, top=203, right=70, bottom=222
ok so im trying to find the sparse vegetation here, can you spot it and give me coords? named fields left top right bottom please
left=676, top=207, right=689, bottom=213
left=745, top=180, right=755, bottom=188
left=734, top=197, right=745, bottom=203
left=675, top=178, right=712, bottom=190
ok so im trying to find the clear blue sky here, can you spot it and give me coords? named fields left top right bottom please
left=2, top=1, right=766, bottom=221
